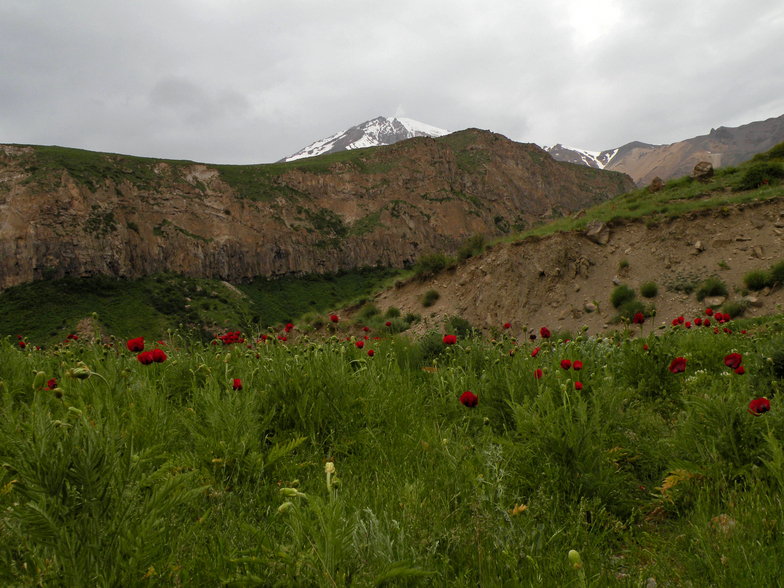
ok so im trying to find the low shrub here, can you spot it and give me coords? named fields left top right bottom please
left=456, top=234, right=486, bottom=261
left=610, top=284, right=636, bottom=309
left=618, top=258, right=629, bottom=270
left=422, top=290, right=440, bottom=308
left=695, top=277, right=728, bottom=302
left=722, top=300, right=749, bottom=318
left=384, top=306, right=401, bottom=318
left=640, top=281, right=658, bottom=298
left=744, top=270, right=771, bottom=292
left=356, top=302, right=381, bottom=320
left=733, top=162, right=784, bottom=191
left=615, top=300, right=648, bottom=323
left=769, top=260, right=784, bottom=285
left=403, top=312, right=421, bottom=324
left=445, top=315, right=476, bottom=339
left=414, top=253, right=453, bottom=278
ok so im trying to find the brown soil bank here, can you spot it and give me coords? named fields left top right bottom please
left=373, top=198, right=784, bottom=337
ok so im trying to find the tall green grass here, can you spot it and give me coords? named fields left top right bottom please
left=2, top=315, right=784, bottom=586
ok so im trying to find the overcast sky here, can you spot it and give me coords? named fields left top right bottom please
left=2, top=0, right=783, bottom=164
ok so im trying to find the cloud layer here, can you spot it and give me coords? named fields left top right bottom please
left=2, top=0, right=783, bottom=163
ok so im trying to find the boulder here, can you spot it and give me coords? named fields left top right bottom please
left=648, top=177, right=665, bottom=193
left=585, top=220, right=610, bottom=245
left=691, top=161, right=714, bottom=183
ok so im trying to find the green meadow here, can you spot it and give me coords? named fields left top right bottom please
left=1, top=315, right=783, bottom=587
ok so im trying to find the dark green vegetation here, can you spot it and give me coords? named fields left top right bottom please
left=695, top=277, right=729, bottom=302
left=640, top=281, right=659, bottom=298
left=2, top=314, right=784, bottom=586
left=743, top=259, right=784, bottom=291
left=0, top=267, right=405, bottom=346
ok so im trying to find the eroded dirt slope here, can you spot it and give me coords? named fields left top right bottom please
left=371, top=198, right=784, bottom=337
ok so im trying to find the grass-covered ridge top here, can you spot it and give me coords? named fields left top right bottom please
left=504, top=139, right=784, bottom=242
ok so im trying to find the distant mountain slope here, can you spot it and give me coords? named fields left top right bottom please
left=544, top=114, right=784, bottom=186
left=282, top=116, right=449, bottom=162
left=0, top=130, right=633, bottom=289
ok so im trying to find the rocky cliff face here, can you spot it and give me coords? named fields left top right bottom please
left=0, top=130, right=634, bottom=289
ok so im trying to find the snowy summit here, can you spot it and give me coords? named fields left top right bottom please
left=282, top=116, right=450, bottom=162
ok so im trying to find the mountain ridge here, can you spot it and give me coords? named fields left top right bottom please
left=281, top=116, right=449, bottom=162
left=0, top=130, right=634, bottom=290
left=544, top=114, right=784, bottom=186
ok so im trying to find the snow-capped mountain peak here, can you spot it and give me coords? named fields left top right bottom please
left=282, top=116, right=450, bottom=162
left=542, top=144, right=619, bottom=169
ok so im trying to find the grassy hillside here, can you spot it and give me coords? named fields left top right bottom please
left=504, top=140, right=784, bottom=241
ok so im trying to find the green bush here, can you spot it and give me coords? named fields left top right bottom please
left=356, top=302, right=381, bottom=320
left=722, top=300, right=749, bottom=318
left=384, top=306, right=401, bottom=318
left=743, top=270, right=771, bottom=292
left=403, top=312, right=421, bottom=324
left=769, top=260, right=784, bottom=285
left=414, top=253, right=453, bottom=278
left=456, top=234, right=486, bottom=261
left=615, top=300, right=648, bottom=323
left=610, top=284, right=636, bottom=309
left=618, top=258, right=629, bottom=270
left=445, top=315, right=476, bottom=339
left=640, top=281, right=658, bottom=298
left=422, top=289, right=440, bottom=308
left=695, top=277, right=728, bottom=302
left=733, top=162, right=784, bottom=191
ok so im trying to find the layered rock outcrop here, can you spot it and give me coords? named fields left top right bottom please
left=0, top=130, right=634, bottom=289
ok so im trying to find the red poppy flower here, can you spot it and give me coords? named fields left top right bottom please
left=671, top=319, right=679, bottom=326
left=574, top=381, right=583, bottom=390
left=151, top=348, right=167, bottom=363
left=735, top=366, right=745, bottom=375
left=137, top=351, right=154, bottom=365
left=705, top=308, right=713, bottom=316
left=668, top=356, right=687, bottom=374
left=460, top=391, right=478, bottom=408
left=704, top=319, right=711, bottom=327
left=279, top=335, right=288, bottom=342
left=355, top=340, right=364, bottom=349
left=330, top=314, right=339, bottom=323
left=363, top=326, right=370, bottom=332
left=16, top=335, right=22, bottom=340
left=534, top=368, right=543, bottom=379
left=540, top=327, right=551, bottom=339
left=748, top=397, right=770, bottom=415
left=285, top=323, right=293, bottom=332
left=685, top=321, right=691, bottom=329
left=44, top=378, right=57, bottom=391
left=632, top=313, right=645, bottom=324
left=19, top=341, right=26, bottom=349
left=503, top=322, right=511, bottom=329
left=643, top=344, right=649, bottom=351
left=531, top=347, right=540, bottom=357
left=560, top=359, right=572, bottom=370
left=385, top=321, right=392, bottom=327
left=678, top=316, right=685, bottom=324
left=232, top=378, right=242, bottom=390
left=714, top=328, right=719, bottom=334
left=741, top=330, right=747, bottom=334
left=367, top=349, right=374, bottom=357
left=573, top=360, right=583, bottom=370
left=530, top=334, right=537, bottom=341
left=694, top=318, right=703, bottom=326
left=724, top=353, right=742, bottom=369
left=443, top=334, right=457, bottom=345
